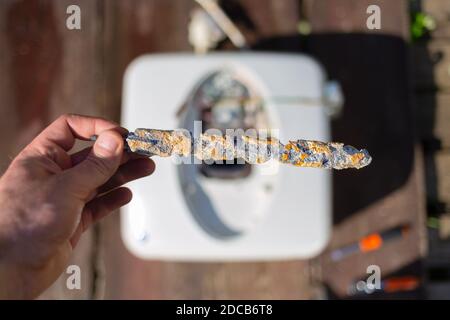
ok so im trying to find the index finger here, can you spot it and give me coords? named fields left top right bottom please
left=32, top=114, right=127, bottom=151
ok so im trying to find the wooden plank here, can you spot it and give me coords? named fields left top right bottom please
left=0, top=2, right=15, bottom=172
left=39, top=0, right=106, bottom=299
left=97, top=0, right=317, bottom=299
left=437, top=213, right=450, bottom=239
left=0, top=0, right=61, bottom=159
left=97, top=0, right=196, bottom=300
left=319, top=147, right=427, bottom=297
left=422, top=0, right=450, bottom=39
left=304, top=0, right=409, bottom=38
left=415, top=93, right=450, bottom=149
left=0, top=0, right=102, bottom=299
left=304, top=0, right=427, bottom=298
left=436, top=151, right=450, bottom=204
left=239, top=0, right=300, bottom=37
left=412, top=40, right=450, bottom=90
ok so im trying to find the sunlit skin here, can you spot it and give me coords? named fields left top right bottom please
left=0, top=114, right=155, bottom=299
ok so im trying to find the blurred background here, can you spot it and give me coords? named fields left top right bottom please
left=0, top=0, right=449, bottom=299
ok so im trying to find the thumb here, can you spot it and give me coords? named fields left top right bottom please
left=63, top=129, right=124, bottom=199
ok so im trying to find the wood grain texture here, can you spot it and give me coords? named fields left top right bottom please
left=239, top=0, right=300, bottom=37
left=413, top=0, right=450, bottom=237
left=0, top=1, right=15, bottom=172
left=304, top=0, right=409, bottom=38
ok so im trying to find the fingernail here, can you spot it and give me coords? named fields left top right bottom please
left=96, top=132, right=120, bottom=155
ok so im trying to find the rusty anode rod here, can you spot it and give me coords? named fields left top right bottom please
left=91, top=128, right=372, bottom=170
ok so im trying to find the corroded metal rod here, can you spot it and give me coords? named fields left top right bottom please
left=113, top=128, right=372, bottom=170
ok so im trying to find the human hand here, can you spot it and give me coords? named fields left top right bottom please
left=0, top=114, right=155, bottom=299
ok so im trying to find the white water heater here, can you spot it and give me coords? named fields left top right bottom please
left=121, top=52, right=339, bottom=261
